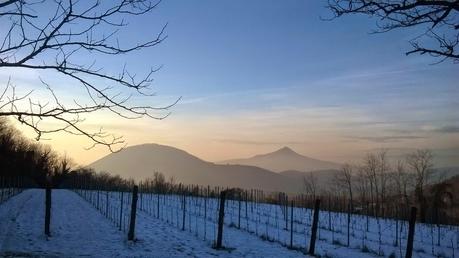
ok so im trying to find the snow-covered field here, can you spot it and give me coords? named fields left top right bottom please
left=76, top=190, right=459, bottom=258
left=0, top=189, right=308, bottom=257
left=0, top=189, right=457, bottom=257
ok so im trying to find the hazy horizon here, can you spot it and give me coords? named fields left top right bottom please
left=88, top=142, right=457, bottom=169
left=6, top=0, right=458, bottom=167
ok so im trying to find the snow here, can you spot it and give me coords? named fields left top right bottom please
left=0, top=189, right=310, bottom=257
left=100, top=190, right=458, bottom=258
left=1, top=189, right=457, bottom=257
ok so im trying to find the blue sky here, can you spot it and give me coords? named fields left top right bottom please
left=118, top=0, right=457, bottom=114
left=4, top=0, right=458, bottom=165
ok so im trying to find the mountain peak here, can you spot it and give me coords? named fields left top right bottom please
left=274, top=146, right=297, bottom=155
left=221, top=146, right=340, bottom=172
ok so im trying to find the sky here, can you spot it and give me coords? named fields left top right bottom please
left=2, top=0, right=459, bottom=166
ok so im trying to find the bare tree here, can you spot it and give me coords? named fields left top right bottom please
left=335, top=163, right=354, bottom=211
left=167, top=175, right=176, bottom=192
left=392, top=159, right=411, bottom=208
left=363, top=152, right=379, bottom=216
left=406, top=149, right=434, bottom=222
left=51, top=153, right=74, bottom=186
left=151, top=171, right=166, bottom=192
left=303, top=171, right=318, bottom=199
left=327, top=0, right=459, bottom=63
left=0, top=0, right=179, bottom=151
left=377, top=150, right=390, bottom=216
left=355, top=165, right=369, bottom=205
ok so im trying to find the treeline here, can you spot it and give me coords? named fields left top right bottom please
left=0, top=118, right=138, bottom=189
left=0, top=118, right=72, bottom=187
left=303, top=149, right=457, bottom=224
left=63, top=168, right=135, bottom=191
left=65, top=170, right=236, bottom=199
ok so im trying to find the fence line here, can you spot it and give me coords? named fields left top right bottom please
left=0, top=176, right=28, bottom=204
left=63, top=176, right=458, bottom=257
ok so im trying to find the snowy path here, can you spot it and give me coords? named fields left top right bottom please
left=0, top=189, right=310, bottom=257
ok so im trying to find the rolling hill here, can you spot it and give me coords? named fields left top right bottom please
left=220, top=147, right=340, bottom=172
left=89, top=144, right=303, bottom=193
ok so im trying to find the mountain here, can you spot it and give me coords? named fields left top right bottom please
left=89, top=144, right=303, bottom=193
left=220, top=147, right=340, bottom=172
left=429, top=167, right=459, bottom=183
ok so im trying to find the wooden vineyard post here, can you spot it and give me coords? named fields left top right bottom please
left=395, top=204, right=399, bottom=247
left=405, top=207, right=417, bottom=258
left=97, top=189, right=100, bottom=210
left=366, top=202, right=370, bottom=232
left=204, top=189, right=207, bottom=240
left=245, top=191, right=249, bottom=230
left=285, top=195, right=289, bottom=230
left=128, top=185, right=138, bottom=241
left=238, top=194, right=241, bottom=229
left=328, top=195, right=331, bottom=231
left=309, top=199, right=320, bottom=255
left=140, top=184, right=143, bottom=211
left=347, top=201, right=351, bottom=247
left=1, top=176, right=4, bottom=203
left=106, top=191, right=109, bottom=217
left=182, top=194, right=186, bottom=231
left=290, top=200, right=294, bottom=249
left=119, top=191, right=124, bottom=231
left=157, top=193, right=160, bottom=219
left=44, top=187, right=52, bottom=237
left=215, top=190, right=227, bottom=249
left=8, top=177, right=11, bottom=198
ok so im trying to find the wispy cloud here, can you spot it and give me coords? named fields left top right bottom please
left=346, top=135, right=427, bottom=143
left=212, top=139, right=309, bottom=146
left=177, top=86, right=299, bottom=107
left=313, top=65, right=430, bottom=87
left=433, top=125, right=459, bottom=133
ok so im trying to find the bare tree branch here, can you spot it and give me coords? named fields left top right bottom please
left=0, top=0, right=179, bottom=151
left=327, top=0, right=459, bottom=63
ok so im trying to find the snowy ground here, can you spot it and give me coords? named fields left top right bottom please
left=1, top=189, right=457, bottom=258
left=76, top=190, right=459, bottom=258
left=0, top=189, right=314, bottom=257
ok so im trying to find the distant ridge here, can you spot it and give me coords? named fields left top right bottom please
left=220, top=146, right=340, bottom=172
left=88, top=144, right=458, bottom=194
left=89, top=144, right=303, bottom=193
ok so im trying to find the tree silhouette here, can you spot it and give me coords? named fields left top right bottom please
left=0, top=0, right=179, bottom=151
left=327, top=0, right=459, bottom=63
